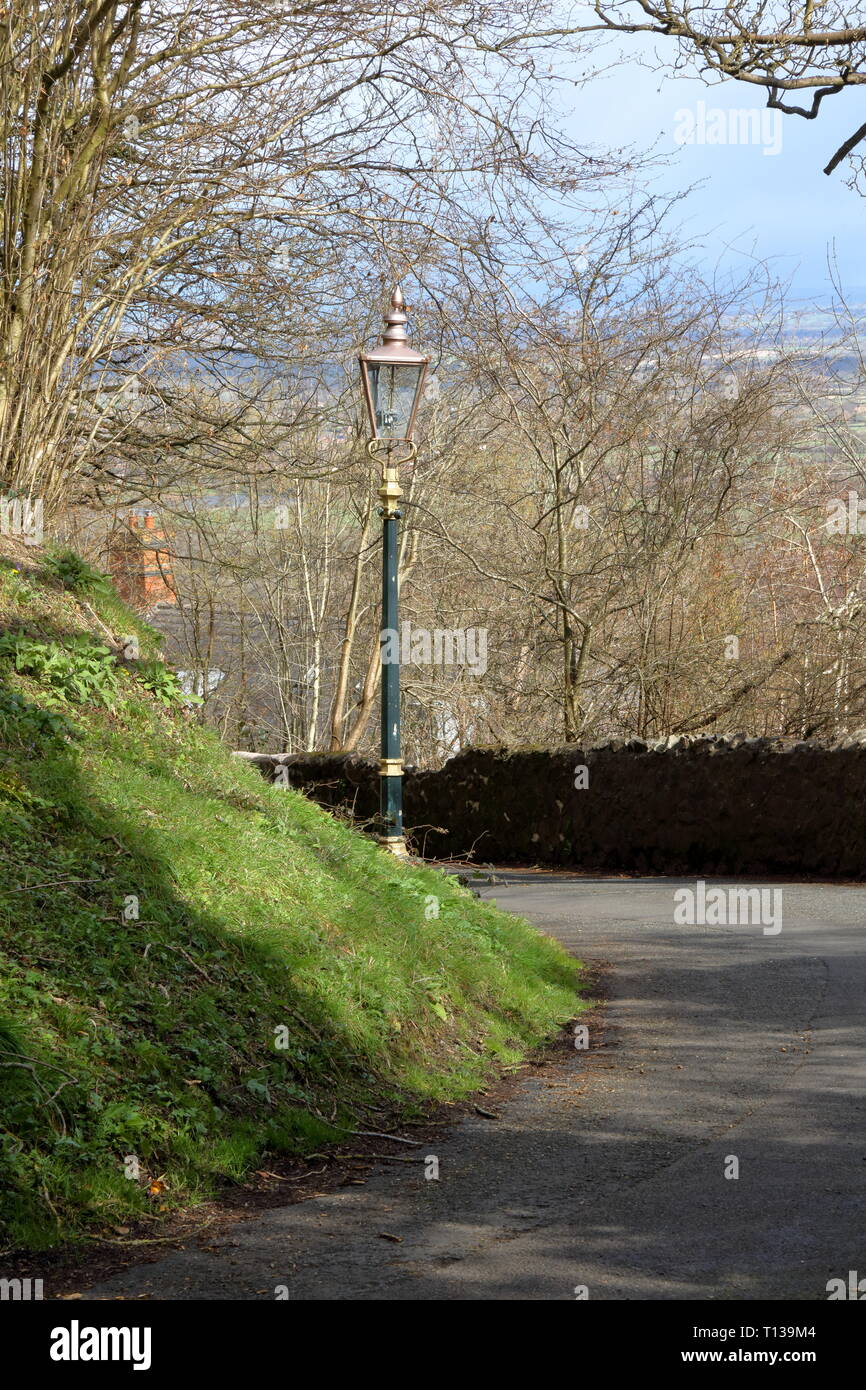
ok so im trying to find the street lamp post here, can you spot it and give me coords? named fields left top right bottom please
left=359, top=287, right=429, bottom=856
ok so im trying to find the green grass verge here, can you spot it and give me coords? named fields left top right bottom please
left=0, top=549, right=582, bottom=1253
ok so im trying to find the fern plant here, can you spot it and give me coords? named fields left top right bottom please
left=41, top=549, right=112, bottom=599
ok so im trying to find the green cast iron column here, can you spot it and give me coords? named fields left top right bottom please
left=379, top=460, right=405, bottom=850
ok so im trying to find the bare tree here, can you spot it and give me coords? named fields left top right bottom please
left=571, top=3, right=866, bottom=176
left=1, top=1, right=622, bottom=513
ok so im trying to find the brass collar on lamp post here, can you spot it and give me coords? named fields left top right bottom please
left=358, top=287, right=430, bottom=857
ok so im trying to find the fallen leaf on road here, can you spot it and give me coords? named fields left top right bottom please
left=378, top=1232, right=403, bottom=1243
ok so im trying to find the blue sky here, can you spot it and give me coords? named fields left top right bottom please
left=560, top=35, right=866, bottom=304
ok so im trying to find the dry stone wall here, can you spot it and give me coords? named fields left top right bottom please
left=234, top=736, right=866, bottom=876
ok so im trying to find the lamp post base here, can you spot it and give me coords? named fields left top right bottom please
left=378, top=833, right=409, bottom=859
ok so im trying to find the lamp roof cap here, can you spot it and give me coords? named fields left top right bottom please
left=360, top=285, right=429, bottom=366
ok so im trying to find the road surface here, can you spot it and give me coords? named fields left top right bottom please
left=81, top=875, right=866, bottom=1300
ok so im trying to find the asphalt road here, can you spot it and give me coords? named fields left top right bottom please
left=82, top=875, right=866, bottom=1300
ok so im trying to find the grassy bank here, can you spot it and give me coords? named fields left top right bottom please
left=0, top=542, right=581, bottom=1253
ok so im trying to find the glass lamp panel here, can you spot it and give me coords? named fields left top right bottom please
left=367, top=363, right=423, bottom=440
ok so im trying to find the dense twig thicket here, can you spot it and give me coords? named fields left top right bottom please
left=7, top=4, right=866, bottom=758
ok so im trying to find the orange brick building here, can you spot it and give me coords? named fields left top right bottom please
left=108, top=512, right=176, bottom=610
